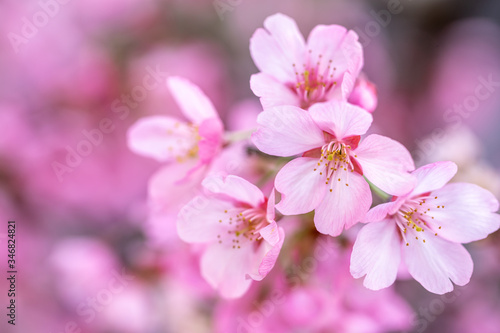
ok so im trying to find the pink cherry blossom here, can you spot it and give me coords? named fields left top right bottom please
left=351, top=161, right=500, bottom=294
left=252, top=100, right=415, bottom=236
left=348, top=74, right=378, bottom=113
left=250, top=13, right=376, bottom=111
left=127, top=76, right=223, bottom=177
left=177, top=175, right=284, bottom=298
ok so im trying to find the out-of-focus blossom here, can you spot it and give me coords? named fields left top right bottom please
left=155, top=276, right=212, bottom=333
left=249, top=13, right=376, bottom=111
left=351, top=161, right=500, bottom=294
left=417, top=126, right=500, bottom=198
left=225, top=99, right=262, bottom=132
left=215, top=238, right=412, bottom=333
left=177, top=175, right=284, bottom=298
left=49, top=237, right=158, bottom=333
left=145, top=159, right=206, bottom=246
left=128, top=76, right=224, bottom=179
left=253, top=100, right=415, bottom=236
left=49, top=237, right=120, bottom=303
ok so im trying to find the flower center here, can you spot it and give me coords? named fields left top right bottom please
left=166, top=123, right=201, bottom=163
left=217, top=207, right=268, bottom=249
left=396, top=195, right=446, bottom=246
left=292, top=52, right=338, bottom=108
left=312, top=141, right=357, bottom=191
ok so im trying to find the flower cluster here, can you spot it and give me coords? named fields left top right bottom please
left=128, top=13, right=500, bottom=298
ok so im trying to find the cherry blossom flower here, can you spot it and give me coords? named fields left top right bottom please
left=177, top=175, right=284, bottom=298
left=252, top=100, right=415, bottom=236
left=350, top=161, right=500, bottom=294
left=127, top=76, right=223, bottom=178
left=250, top=13, right=376, bottom=111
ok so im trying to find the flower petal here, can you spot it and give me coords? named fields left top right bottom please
left=127, top=115, right=197, bottom=162
left=404, top=234, right=473, bottom=294
left=363, top=200, right=401, bottom=222
left=259, top=221, right=281, bottom=246
left=350, top=219, right=401, bottom=290
left=252, top=105, right=325, bottom=157
left=177, top=196, right=233, bottom=243
left=275, top=157, right=327, bottom=215
left=200, top=242, right=254, bottom=299
left=252, top=223, right=285, bottom=280
left=266, top=188, right=276, bottom=222
left=314, top=170, right=372, bottom=236
left=309, top=100, right=373, bottom=140
left=148, top=160, right=202, bottom=211
left=198, top=117, right=224, bottom=164
left=354, top=134, right=416, bottom=196
left=146, top=163, right=203, bottom=245
left=167, top=76, right=218, bottom=123
left=348, top=75, right=378, bottom=113
left=410, top=161, right=458, bottom=197
left=307, top=25, right=363, bottom=85
left=202, top=175, right=265, bottom=208
left=250, top=14, right=305, bottom=83
left=263, top=13, right=306, bottom=68
left=340, top=71, right=357, bottom=101
left=250, top=73, right=300, bottom=109
left=428, top=182, right=500, bottom=243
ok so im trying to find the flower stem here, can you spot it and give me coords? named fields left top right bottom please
left=224, top=129, right=255, bottom=143
left=365, top=177, right=390, bottom=201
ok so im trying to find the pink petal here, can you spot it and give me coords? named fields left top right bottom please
left=147, top=163, right=203, bottom=245
left=148, top=160, right=202, bottom=211
left=363, top=200, right=401, bottom=222
left=314, top=170, right=372, bottom=236
left=259, top=221, right=280, bottom=246
left=167, top=76, right=218, bottom=124
left=177, top=196, right=233, bottom=243
left=428, top=182, right=500, bottom=243
left=263, top=13, right=306, bottom=68
left=350, top=219, right=401, bottom=290
left=275, top=157, right=327, bottom=215
left=252, top=105, right=325, bottom=157
left=176, top=161, right=209, bottom=185
left=252, top=223, right=285, bottom=280
left=250, top=26, right=299, bottom=83
left=354, top=134, right=415, bottom=196
left=127, top=115, right=197, bottom=162
left=306, top=25, right=363, bottom=86
left=348, top=75, right=378, bottom=113
left=266, top=188, right=276, bottom=222
left=410, top=161, right=458, bottom=197
left=198, top=117, right=224, bottom=164
left=202, top=175, right=265, bottom=208
left=250, top=73, right=300, bottom=109
left=340, top=71, right=357, bottom=101
left=404, top=234, right=473, bottom=294
left=200, top=242, right=254, bottom=299
left=309, top=101, right=373, bottom=140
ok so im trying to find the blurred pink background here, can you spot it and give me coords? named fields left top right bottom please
left=1, top=0, right=500, bottom=332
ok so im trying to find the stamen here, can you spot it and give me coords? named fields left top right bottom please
left=292, top=53, right=337, bottom=107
